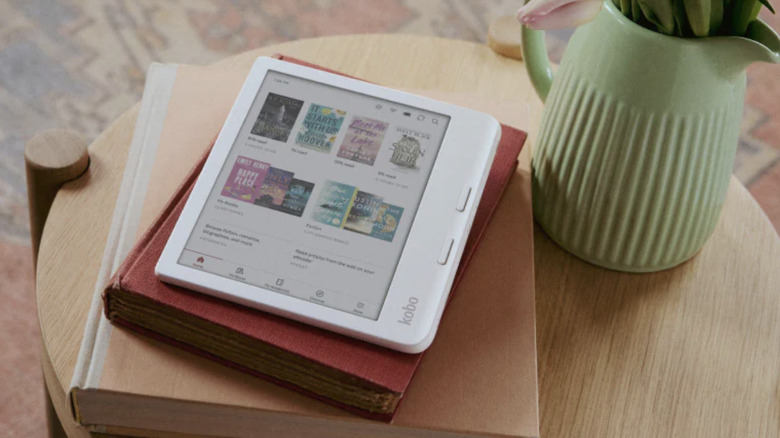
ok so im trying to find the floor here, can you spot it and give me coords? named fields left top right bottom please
left=0, top=1, right=777, bottom=436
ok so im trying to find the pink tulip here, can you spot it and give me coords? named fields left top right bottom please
left=517, top=0, right=603, bottom=30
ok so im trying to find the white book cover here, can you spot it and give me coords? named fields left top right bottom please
left=69, top=61, right=178, bottom=422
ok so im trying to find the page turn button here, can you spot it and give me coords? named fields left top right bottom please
left=437, top=238, right=454, bottom=265
left=456, top=186, right=472, bottom=212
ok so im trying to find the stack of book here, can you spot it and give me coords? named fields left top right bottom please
left=68, top=55, right=539, bottom=437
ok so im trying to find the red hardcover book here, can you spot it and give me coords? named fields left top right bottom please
left=103, top=56, right=527, bottom=421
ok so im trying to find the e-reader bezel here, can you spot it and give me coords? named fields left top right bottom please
left=156, top=56, right=500, bottom=353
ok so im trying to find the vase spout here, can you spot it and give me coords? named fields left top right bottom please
left=745, top=20, right=780, bottom=65
left=709, top=20, right=780, bottom=77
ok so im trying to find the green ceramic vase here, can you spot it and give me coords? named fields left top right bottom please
left=522, top=0, right=780, bottom=272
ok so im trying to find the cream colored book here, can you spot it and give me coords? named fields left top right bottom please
left=68, top=58, right=539, bottom=437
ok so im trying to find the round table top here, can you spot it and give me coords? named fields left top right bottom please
left=38, top=34, right=780, bottom=437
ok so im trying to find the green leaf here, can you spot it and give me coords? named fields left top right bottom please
left=683, top=0, right=711, bottom=36
left=730, top=0, right=762, bottom=35
left=758, top=0, right=776, bottom=14
left=631, top=0, right=645, bottom=22
left=637, top=0, right=677, bottom=34
left=672, top=0, right=692, bottom=36
left=618, top=0, right=633, bottom=17
left=710, top=0, right=723, bottom=35
left=617, top=0, right=772, bottom=37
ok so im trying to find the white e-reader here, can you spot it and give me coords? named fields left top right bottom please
left=155, top=56, right=501, bottom=353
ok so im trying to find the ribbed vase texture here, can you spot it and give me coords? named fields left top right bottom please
left=532, top=61, right=743, bottom=272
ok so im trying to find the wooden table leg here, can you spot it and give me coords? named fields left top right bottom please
left=25, top=130, right=90, bottom=438
left=45, top=390, right=67, bottom=438
left=488, top=15, right=524, bottom=60
left=25, top=129, right=90, bottom=266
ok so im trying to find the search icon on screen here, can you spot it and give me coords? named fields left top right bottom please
left=432, top=118, right=439, bottom=125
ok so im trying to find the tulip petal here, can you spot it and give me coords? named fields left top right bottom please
left=519, top=0, right=578, bottom=17
left=518, top=0, right=603, bottom=29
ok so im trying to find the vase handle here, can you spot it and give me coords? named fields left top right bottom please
left=521, top=24, right=555, bottom=103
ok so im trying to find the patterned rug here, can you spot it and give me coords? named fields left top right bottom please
left=1, top=1, right=777, bottom=436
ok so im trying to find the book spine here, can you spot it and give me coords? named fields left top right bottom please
left=341, top=188, right=359, bottom=228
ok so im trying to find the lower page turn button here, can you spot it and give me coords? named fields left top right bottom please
left=437, top=238, right=454, bottom=265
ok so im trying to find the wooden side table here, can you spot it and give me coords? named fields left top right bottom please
left=31, top=35, right=780, bottom=437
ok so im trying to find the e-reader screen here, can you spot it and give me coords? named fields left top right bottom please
left=178, top=70, right=450, bottom=320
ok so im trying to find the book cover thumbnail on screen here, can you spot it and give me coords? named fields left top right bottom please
left=295, top=103, right=346, bottom=153
left=279, top=179, right=315, bottom=217
left=337, top=116, right=388, bottom=166
left=371, top=203, right=404, bottom=242
left=251, top=93, right=304, bottom=142
left=312, top=180, right=358, bottom=227
left=221, top=156, right=271, bottom=203
left=255, top=167, right=295, bottom=208
left=344, top=191, right=384, bottom=235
